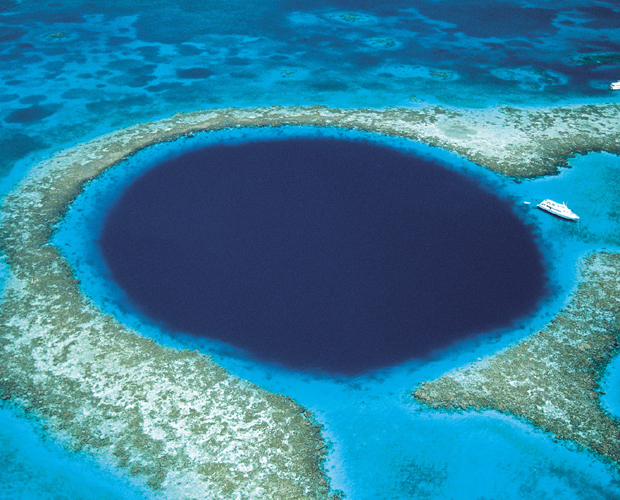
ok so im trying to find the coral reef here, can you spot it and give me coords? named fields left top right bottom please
left=413, top=252, right=620, bottom=466
left=573, top=53, right=620, bottom=66
left=1, top=102, right=620, bottom=496
left=0, top=110, right=350, bottom=499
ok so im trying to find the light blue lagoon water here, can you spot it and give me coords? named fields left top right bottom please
left=3, top=0, right=620, bottom=498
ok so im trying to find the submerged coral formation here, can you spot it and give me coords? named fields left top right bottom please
left=414, top=252, right=620, bottom=466
left=1, top=103, right=619, bottom=496
left=0, top=111, right=345, bottom=500
left=572, top=53, right=620, bottom=66
left=39, top=102, right=616, bottom=179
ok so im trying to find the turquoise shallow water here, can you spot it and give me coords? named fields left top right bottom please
left=604, top=356, right=620, bottom=419
left=2, top=0, right=620, bottom=497
left=0, top=407, right=155, bottom=500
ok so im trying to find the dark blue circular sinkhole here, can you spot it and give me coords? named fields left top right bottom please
left=99, top=137, right=547, bottom=375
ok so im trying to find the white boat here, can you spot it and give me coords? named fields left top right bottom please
left=537, top=199, right=579, bottom=220
left=611, top=81, right=620, bottom=90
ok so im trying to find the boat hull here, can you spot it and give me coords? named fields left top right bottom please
left=537, top=199, right=579, bottom=221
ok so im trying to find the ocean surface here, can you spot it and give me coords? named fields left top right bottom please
left=2, top=0, right=620, bottom=498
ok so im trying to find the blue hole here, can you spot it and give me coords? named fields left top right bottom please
left=99, top=137, right=548, bottom=375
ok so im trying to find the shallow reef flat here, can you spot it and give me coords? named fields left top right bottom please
left=0, top=103, right=619, bottom=497
left=0, top=111, right=350, bottom=500
left=135, top=103, right=620, bottom=178
left=414, top=252, right=620, bottom=466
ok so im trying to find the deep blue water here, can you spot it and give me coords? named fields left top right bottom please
left=100, top=137, right=547, bottom=375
